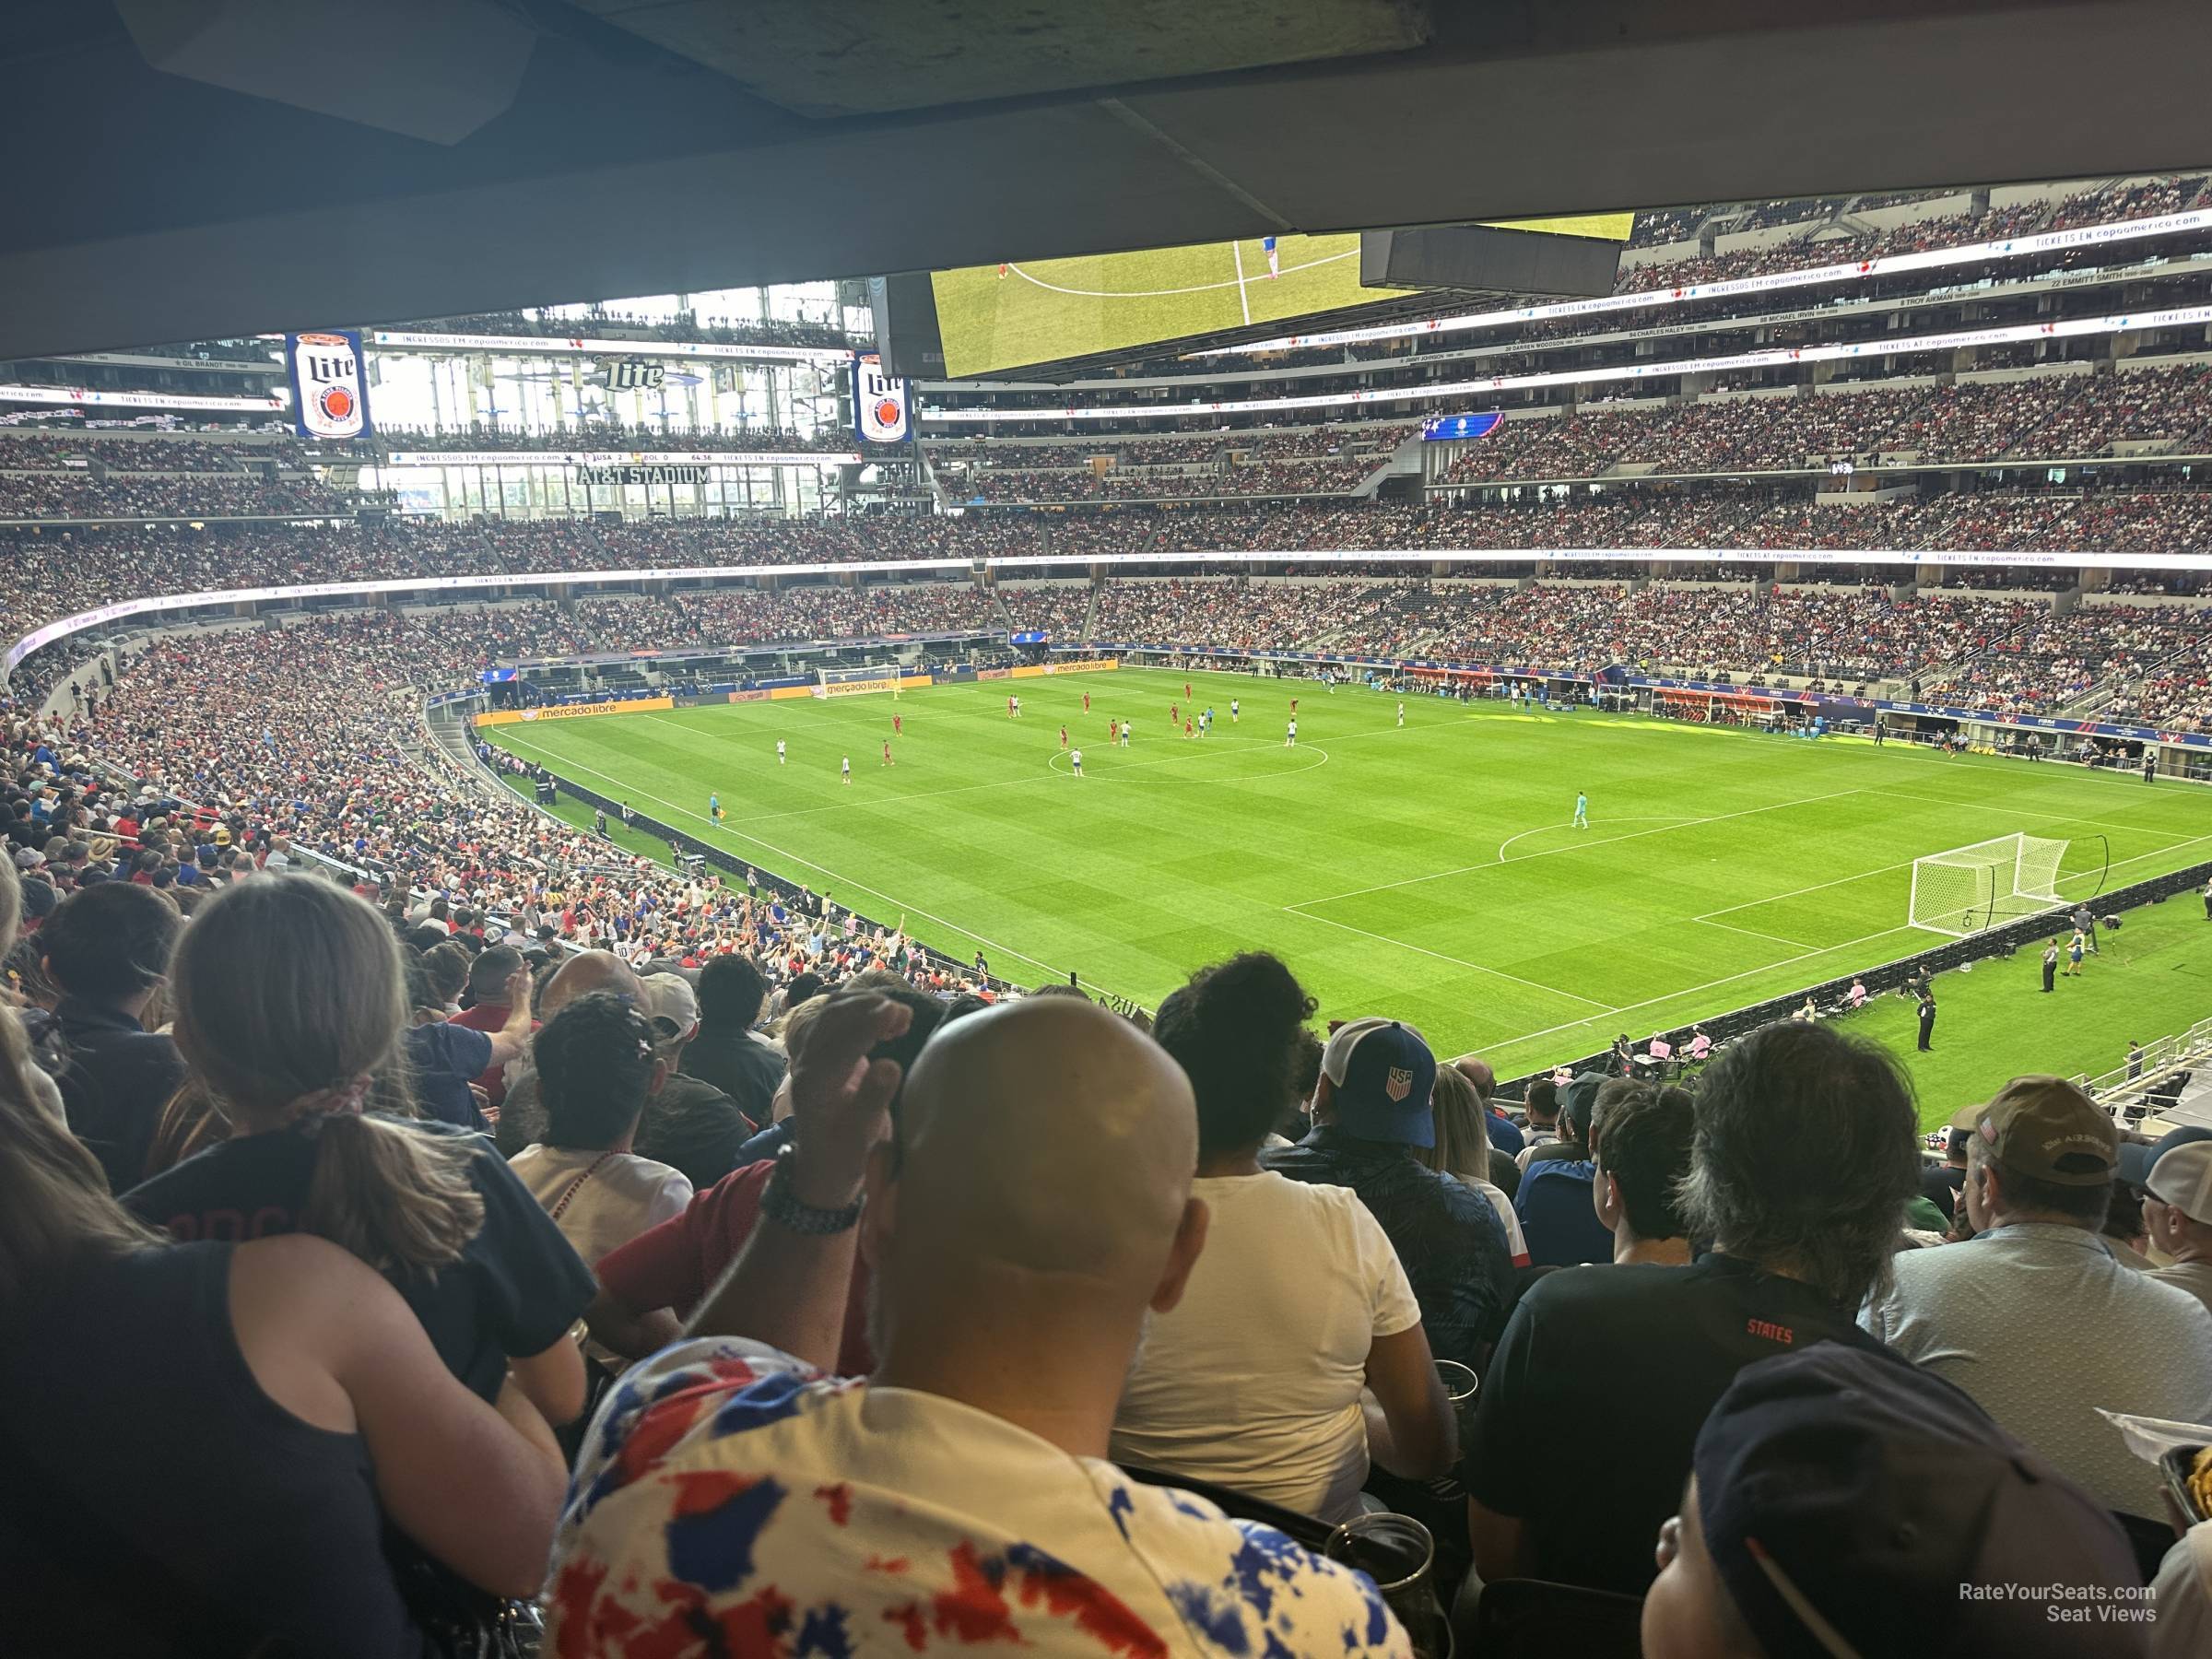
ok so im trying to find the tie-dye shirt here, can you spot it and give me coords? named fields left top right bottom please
left=548, top=1338, right=1412, bottom=1657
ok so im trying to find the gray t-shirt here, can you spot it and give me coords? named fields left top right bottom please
left=1862, top=1221, right=2212, bottom=1517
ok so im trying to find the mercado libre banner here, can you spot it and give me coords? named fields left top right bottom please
left=820, top=674, right=933, bottom=698
left=474, top=695, right=672, bottom=726
left=1015, top=657, right=1120, bottom=677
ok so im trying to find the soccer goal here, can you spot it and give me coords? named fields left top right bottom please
left=1907, top=833, right=2070, bottom=937
left=814, top=663, right=905, bottom=700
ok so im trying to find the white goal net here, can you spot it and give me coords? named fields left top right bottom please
left=1908, top=833, right=2070, bottom=937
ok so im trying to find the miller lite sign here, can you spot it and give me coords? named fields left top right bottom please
left=287, top=330, right=371, bottom=440
left=601, top=359, right=665, bottom=393
left=852, top=353, right=911, bottom=443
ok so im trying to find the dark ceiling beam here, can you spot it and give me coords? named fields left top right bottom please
left=1, top=0, right=2206, bottom=359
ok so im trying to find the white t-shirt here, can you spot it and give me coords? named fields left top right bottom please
left=1112, top=1172, right=1419, bottom=1523
left=507, top=1143, right=693, bottom=1267
left=1453, top=1171, right=1531, bottom=1266
left=552, top=1337, right=1409, bottom=1656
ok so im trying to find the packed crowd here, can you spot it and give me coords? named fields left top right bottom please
left=1436, top=367, right=2212, bottom=486
left=2106, top=647, right=2212, bottom=732
left=0, top=434, right=304, bottom=473
left=0, top=470, right=351, bottom=522
left=1917, top=600, right=2209, bottom=714
left=1614, top=173, right=2206, bottom=294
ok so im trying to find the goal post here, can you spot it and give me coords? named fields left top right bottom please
left=1908, top=832, right=2072, bottom=937
left=814, top=663, right=906, bottom=700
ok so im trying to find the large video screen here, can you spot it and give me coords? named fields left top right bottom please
left=930, top=214, right=1632, bottom=379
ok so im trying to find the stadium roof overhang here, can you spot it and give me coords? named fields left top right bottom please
left=5, top=0, right=2211, bottom=360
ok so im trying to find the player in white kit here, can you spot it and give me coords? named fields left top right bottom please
left=1285, top=717, right=1298, bottom=747
left=776, top=739, right=786, bottom=765
left=1071, top=747, right=1084, bottom=776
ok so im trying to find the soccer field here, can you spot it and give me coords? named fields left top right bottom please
left=931, top=235, right=1372, bottom=377
left=486, top=666, right=2212, bottom=1119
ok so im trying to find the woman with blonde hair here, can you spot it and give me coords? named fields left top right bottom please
left=1422, top=1065, right=1532, bottom=1268
left=123, top=876, right=595, bottom=1424
left=0, top=873, right=569, bottom=1653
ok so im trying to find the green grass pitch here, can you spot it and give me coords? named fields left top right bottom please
left=487, top=666, right=2212, bottom=1128
left=930, top=234, right=1372, bottom=378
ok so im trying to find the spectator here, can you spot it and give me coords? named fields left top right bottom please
left=1923, top=1119, right=1972, bottom=1222
left=549, top=994, right=1411, bottom=1654
left=1113, top=953, right=1454, bottom=1521
left=1423, top=1065, right=1530, bottom=1267
left=2141, top=1139, right=2212, bottom=1318
left=1512, top=1074, right=1614, bottom=1268
left=1863, top=1076, right=2212, bottom=1520
left=493, top=948, right=644, bottom=1155
left=594, top=982, right=946, bottom=1376
left=122, top=877, right=597, bottom=1428
left=1512, top=1077, right=1563, bottom=1167
left=1463, top=1022, right=1918, bottom=1595
left=42, top=880, right=184, bottom=1192
left=445, top=942, right=534, bottom=1109
left=1264, top=1018, right=1515, bottom=1372
left=1591, top=1079, right=1697, bottom=1265
left=1453, top=1053, right=1521, bottom=1154
left=507, top=992, right=694, bottom=1267
left=1643, top=1345, right=2149, bottom=1659
left=0, top=1050, right=569, bottom=1655
left=405, top=950, right=533, bottom=1133
left=680, top=951, right=785, bottom=1125
left=635, top=970, right=755, bottom=1188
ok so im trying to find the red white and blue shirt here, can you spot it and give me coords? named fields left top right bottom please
left=548, top=1338, right=1411, bottom=1657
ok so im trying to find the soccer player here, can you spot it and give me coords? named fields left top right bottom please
left=1285, top=717, right=1297, bottom=747
left=1230, top=698, right=1240, bottom=724
left=1008, top=696, right=1017, bottom=719
left=1119, top=720, right=1131, bottom=748
left=1070, top=747, right=1084, bottom=777
left=881, top=740, right=893, bottom=768
left=1184, top=719, right=1194, bottom=740
left=1573, top=790, right=1589, bottom=830
left=893, top=712, right=902, bottom=735
left=1184, top=681, right=1192, bottom=701
left=1059, top=724, right=1068, bottom=749
left=775, top=739, right=786, bottom=766
left=1396, top=700, right=1405, bottom=727
left=1290, top=697, right=1299, bottom=715
left=1083, top=691, right=1090, bottom=714
left=841, top=755, right=852, bottom=785
left=1171, top=701, right=1179, bottom=727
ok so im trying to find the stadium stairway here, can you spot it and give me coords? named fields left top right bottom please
left=1078, top=578, right=1101, bottom=642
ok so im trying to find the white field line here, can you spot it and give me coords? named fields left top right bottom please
left=1483, top=924, right=1926, bottom=1052
left=1289, top=788, right=1866, bottom=910
left=491, top=730, right=1099, bottom=990
left=1230, top=240, right=1253, bottom=324
left=1284, top=907, right=1619, bottom=1013
left=1694, top=917, right=1820, bottom=950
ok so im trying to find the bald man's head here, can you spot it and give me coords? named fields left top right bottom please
left=1452, top=1054, right=1495, bottom=1106
left=539, top=949, right=642, bottom=1019
left=867, top=998, right=1199, bottom=1310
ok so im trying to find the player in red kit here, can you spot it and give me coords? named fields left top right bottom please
left=1184, top=681, right=1192, bottom=700
left=893, top=713, right=902, bottom=735
left=1007, top=696, right=1016, bottom=718
left=1184, top=718, right=1194, bottom=740
left=1082, top=691, right=1090, bottom=713
left=1059, top=725, right=1068, bottom=749
left=1290, top=697, right=1299, bottom=714
left=1171, top=702, right=1180, bottom=726
left=881, top=740, right=892, bottom=767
